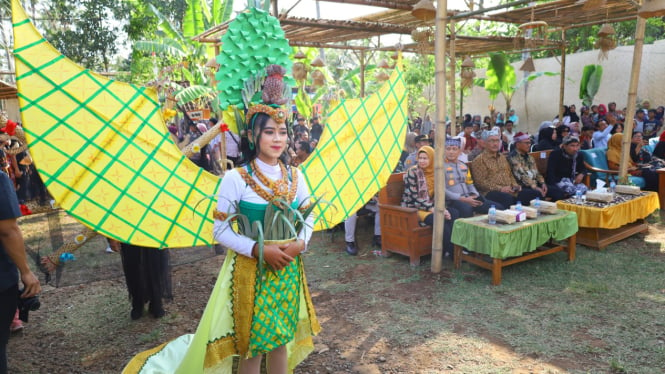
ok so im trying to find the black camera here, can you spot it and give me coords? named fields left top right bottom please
left=17, top=289, right=40, bottom=322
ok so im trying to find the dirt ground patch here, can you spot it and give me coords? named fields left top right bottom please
left=6, top=211, right=665, bottom=373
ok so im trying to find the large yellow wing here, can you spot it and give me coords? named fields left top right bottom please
left=11, top=0, right=408, bottom=245
left=12, top=0, right=220, bottom=248
left=301, top=69, right=408, bottom=230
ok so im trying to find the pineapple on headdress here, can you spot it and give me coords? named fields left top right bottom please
left=262, top=65, right=287, bottom=105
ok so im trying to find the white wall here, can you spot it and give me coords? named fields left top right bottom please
left=461, top=39, right=665, bottom=135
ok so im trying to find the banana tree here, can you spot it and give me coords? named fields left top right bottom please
left=478, top=52, right=558, bottom=114
left=579, top=64, right=603, bottom=107
left=131, top=0, right=234, bottom=107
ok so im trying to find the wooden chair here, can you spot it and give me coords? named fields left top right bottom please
left=528, top=149, right=553, bottom=178
left=579, top=148, right=646, bottom=188
left=378, top=172, right=433, bottom=266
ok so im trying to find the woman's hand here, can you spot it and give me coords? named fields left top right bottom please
left=281, top=239, right=305, bottom=258
left=256, top=243, right=294, bottom=271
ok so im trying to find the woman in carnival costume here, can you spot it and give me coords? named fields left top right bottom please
left=123, top=66, right=320, bottom=374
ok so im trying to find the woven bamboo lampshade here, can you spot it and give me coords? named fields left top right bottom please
left=461, top=56, right=474, bottom=68
left=639, top=0, right=665, bottom=18
left=597, top=23, right=615, bottom=37
left=311, top=56, right=326, bottom=67
left=519, top=57, right=536, bottom=72
left=375, top=71, right=390, bottom=81
left=311, top=69, right=325, bottom=87
left=595, top=23, right=616, bottom=60
left=294, top=50, right=306, bottom=59
left=411, top=0, right=436, bottom=22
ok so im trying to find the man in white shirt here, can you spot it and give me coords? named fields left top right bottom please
left=592, top=119, right=613, bottom=149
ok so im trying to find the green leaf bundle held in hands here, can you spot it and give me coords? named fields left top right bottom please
left=218, top=196, right=329, bottom=279
left=579, top=64, right=603, bottom=107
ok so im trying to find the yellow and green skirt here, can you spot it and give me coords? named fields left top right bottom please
left=122, top=250, right=320, bottom=373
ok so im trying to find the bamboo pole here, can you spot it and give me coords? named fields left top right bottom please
left=558, top=28, right=565, bottom=123
left=449, top=21, right=456, bottom=127
left=618, top=16, right=646, bottom=183
left=360, top=50, right=366, bottom=98
left=432, top=0, right=448, bottom=273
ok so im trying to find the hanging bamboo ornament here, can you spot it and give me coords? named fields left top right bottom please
left=294, top=50, right=306, bottom=59
left=594, top=24, right=616, bottom=61
left=519, top=57, right=536, bottom=72
left=461, top=56, right=474, bottom=68
left=311, top=56, right=326, bottom=67
left=292, top=62, right=307, bottom=81
left=375, top=71, right=390, bottom=81
left=377, top=59, right=390, bottom=69
left=411, top=0, right=436, bottom=22
left=460, top=69, right=475, bottom=88
left=311, top=69, right=325, bottom=87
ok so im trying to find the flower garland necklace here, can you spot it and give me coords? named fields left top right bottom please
left=238, top=159, right=298, bottom=203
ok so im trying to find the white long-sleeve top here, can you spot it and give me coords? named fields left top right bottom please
left=213, top=158, right=314, bottom=258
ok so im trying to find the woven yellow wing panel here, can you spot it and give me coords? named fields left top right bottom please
left=300, top=68, right=408, bottom=230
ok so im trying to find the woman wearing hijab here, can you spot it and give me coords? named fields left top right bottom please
left=606, top=133, right=659, bottom=191
left=533, top=126, right=558, bottom=151
left=402, top=146, right=458, bottom=257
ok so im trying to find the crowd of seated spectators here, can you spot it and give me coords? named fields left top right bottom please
left=390, top=101, right=665, bottom=262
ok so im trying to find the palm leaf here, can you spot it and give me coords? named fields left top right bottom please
left=174, top=85, right=215, bottom=105
left=183, top=0, right=206, bottom=38
left=133, top=39, right=187, bottom=58
left=148, top=4, right=185, bottom=44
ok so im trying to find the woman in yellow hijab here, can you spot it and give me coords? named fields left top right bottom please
left=606, top=132, right=659, bottom=191
left=401, top=146, right=458, bottom=257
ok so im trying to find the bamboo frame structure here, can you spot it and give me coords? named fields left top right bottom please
left=432, top=0, right=447, bottom=273
left=618, top=15, right=647, bottom=183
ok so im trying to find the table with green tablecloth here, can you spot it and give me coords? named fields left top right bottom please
left=452, top=210, right=578, bottom=285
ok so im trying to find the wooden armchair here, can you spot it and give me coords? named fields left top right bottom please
left=378, top=172, right=433, bottom=266
left=579, top=148, right=645, bottom=188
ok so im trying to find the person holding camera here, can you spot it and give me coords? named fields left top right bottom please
left=0, top=170, right=41, bottom=374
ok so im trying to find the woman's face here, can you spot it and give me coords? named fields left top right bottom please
left=631, top=132, right=644, bottom=144
left=256, top=118, right=288, bottom=164
left=417, top=152, right=430, bottom=169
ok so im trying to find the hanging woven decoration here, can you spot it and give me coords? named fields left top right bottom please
left=460, top=56, right=475, bottom=89
left=293, top=61, right=307, bottom=81
left=311, top=56, right=326, bottom=67
left=594, top=23, right=616, bottom=61
left=375, top=71, right=390, bottom=82
left=519, top=57, right=536, bottom=72
left=411, top=27, right=434, bottom=58
left=411, top=0, right=436, bottom=22
left=311, top=69, right=325, bottom=87
left=377, top=59, right=390, bottom=69
left=294, top=49, right=306, bottom=59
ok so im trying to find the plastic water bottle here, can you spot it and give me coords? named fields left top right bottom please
left=533, top=197, right=541, bottom=217
left=515, top=201, right=523, bottom=211
left=488, top=205, right=497, bottom=225
left=575, top=190, right=582, bottom=204
left=609, top=180, right=616, bottom=194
